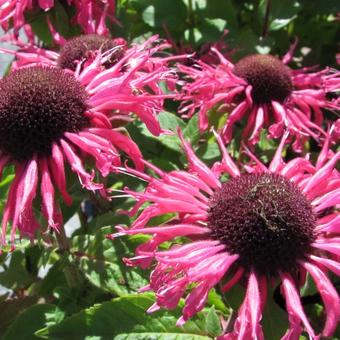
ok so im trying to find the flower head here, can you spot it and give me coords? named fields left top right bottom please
left=179, top=46, right=340, bottom=152
left=0, top=33, right=174, bottom=136
left=0, top=63, right=146, bottom=248
left=57, top=34, right=126, bottom=71
left=111, top=130, right=340, bottom=339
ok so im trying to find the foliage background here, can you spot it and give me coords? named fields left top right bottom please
left=0, top=0, right=339, bottom=339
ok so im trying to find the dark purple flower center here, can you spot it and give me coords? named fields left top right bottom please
left=58, top=34, right=124, bottom=71
left=0, top=66, right=89, bottom=161
left=208, top=173, right=316, bottom=275
left=233, top=54, right=293, bottom=104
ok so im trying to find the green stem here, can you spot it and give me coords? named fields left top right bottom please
left=187, top=0, right=196, bottom=44
left=56, top=226, right=83, bottom=289
left=262, top=0, right=272, bottom=38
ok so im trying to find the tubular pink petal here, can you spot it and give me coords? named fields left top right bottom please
left=242, top=144, right=268, bottom=173
left=282, top=38, right=298, bottom=64
left=40, top=158, right=59, bottom=229
left=280, top=272, right=315, bottom=339
left=316, top=127, right=333, bottom=168
left=281, top=158, right=315, bottom=178
left=114, top=224, right=210, bottom=238
left=312, top=241, right=340, bottom=256
left=301, top=261, right=340, bottom=337
left=315, top=214, right=340, bottom=233
left=12, top=159, right=39, bottom=233
left=89, top=128, right=144, bottom=171
left=178, top=130, right=220, bottom=189
left=50, top=143, right=72, bottom=206
left=65, top=132, right=119, bottom=177
left=269, top=131, right=289, bottom=173
left=229, top=271, right=264, bottom=340
left=312, top=188, right=340, bottom=212
left=271, top=101, right=289, bottom=128
left=60, top=139, right=103, bottom=191
left=249, top=106, right=264, bottom=144
left=302, top=152, right=340, bottom=195
left=1, top=164, right=24, bottom=246
left=39, top=0, right=53, bottom=10
left=180, top=283, right=210, bottom=324
left=46, top=17, right=66, bottom=45
left=222, top=101, right=248, bottom=143
left=212, top=130, right=241, bottom=177
left=309, top=255, right=340, bottom=276
left=6, top=159, right=39, bottom=244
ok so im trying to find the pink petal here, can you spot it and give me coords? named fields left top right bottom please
left=60, top=139, right=103, bottom=191
left=49, top=143, right=72, bottom=205
left=302, top=261, right=340, bottom=337
left=40, top=158, right=59, bottom=230
left=280, top=271, right=315, bottom=339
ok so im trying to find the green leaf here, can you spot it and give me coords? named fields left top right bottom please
left=127, top=112, right=185, bottom=154
left=78, top=257, right=147, bottom=296
left=48, top=0, right=72, bottom=38
left=207, top=288, right=228, bottom=313
left=205, top=306, right=222, bottom=337
left=142, top=0, right=187, bottom=31
left=71, top=227, right=149, bottom=295
left=0, top=250, right=36, bottom=289
left=266, top=0, right=301, bottom=31
left=3, top=304, right=57, bottom=340
left=183, top=114, right=200, bottom=146
left=29, top=14, right=53, bottom=45
left=262, top=288, right=289, bottom=340
left=0, top=297, right=38, bottom=335
left=158, top=111, right=186, bottom=131
left=36, top=294, right=211, bottom=339
left=202, top=0, right=237, bottom=28
left=197, top=18, right=227, bottom=42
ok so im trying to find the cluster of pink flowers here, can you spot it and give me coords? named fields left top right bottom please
left=0, top=0, right=115, bottom=34
left=0, top=2, right=339, bottom=339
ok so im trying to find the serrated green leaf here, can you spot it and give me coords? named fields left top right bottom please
left=35, top=294, right=211, bottom=339
left=71, top=227, right=149, bottom=295
left=158, top=111, right=186, bottom=131
left=207, top=288, right=228, bottom=313
left=205, top=306, right=222, bottom=337
left=78, top=257, right=147, bottom=296
left=3, top=303, right=57, bottom=340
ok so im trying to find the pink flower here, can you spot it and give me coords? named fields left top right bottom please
left=179, top=45, right=340, bottom=152
left=0, top=0, right=115, bottom=34
left=0, top=62, right=147, bottom=248
left=0, top=32, right=175, bottom=136
left=111, top=129, right=340, bottom=339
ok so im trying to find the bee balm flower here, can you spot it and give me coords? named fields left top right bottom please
left=179, top=49, right=340, bottom=151
left=0, top=64, right=144, bottom=248
left=111, top=131, right=340, bottom=339
left=0, top=34, right=173, bottom=136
